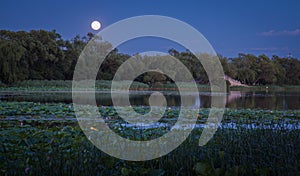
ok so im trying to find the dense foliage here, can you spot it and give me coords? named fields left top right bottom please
left=0, top=102, right=299, bottom=175
left=0, top=30, right=299, bottom=85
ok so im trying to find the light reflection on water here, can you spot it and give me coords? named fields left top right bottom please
left=0, top=90, right=299, bottom=110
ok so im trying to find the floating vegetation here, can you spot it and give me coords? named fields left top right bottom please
left=0, top=101, right=299, bottom=175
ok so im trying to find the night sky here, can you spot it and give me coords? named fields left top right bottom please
left=1, top=0, right=300, bottom=58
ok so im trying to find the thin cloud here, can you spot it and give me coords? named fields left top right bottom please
left=259, top=29, right=300, bottom=36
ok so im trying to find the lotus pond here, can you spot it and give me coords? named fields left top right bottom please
left=0, top=101, right=300, bottom=175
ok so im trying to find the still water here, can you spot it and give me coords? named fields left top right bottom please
left=0, top=90, right=299, bottom=110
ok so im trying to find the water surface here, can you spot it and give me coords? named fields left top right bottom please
left=0, top=90, right=299, bottom=110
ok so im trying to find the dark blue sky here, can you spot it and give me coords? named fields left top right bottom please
left=1, top=0, right=300, bottom=58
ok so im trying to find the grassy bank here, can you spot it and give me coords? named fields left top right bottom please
left=230, top=85, right=300, bottom=91
left=1, top=80, right=300, bottom=92
left=0, top=80, right=149, bottom=91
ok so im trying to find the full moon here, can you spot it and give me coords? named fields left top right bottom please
left=91, top=20, right=101, bottom=30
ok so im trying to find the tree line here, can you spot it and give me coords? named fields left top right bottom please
left=0, top=29, right=299, bottom=85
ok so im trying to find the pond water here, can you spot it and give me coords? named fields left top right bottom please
left=0, top=90, right=299, bottom=110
